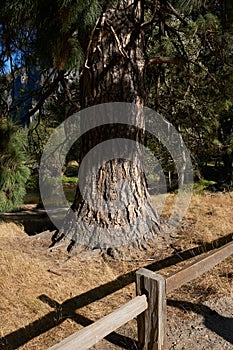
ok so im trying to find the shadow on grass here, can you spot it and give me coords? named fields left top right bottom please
left=167, top=299, right=233, bottom=345
left=0, top=232, right=232, bottom=349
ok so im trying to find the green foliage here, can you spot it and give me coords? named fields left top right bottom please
left=26, top=118, right=58, bottom=195
left=25, top=173, right=39, bottom=190
left=64, top=161, right=79, bottom=177
left=0, top=0, right=102, bottom=71
left=193, top=179, right=217, bottom=193
left=146, top=1, right=233, bottom=183
left=0, top=121, right=30, bottom=212
left=62, top=176, right=78, bottom=184
left=28, top=120, right=54, bottom=165
left=177, top=0, right=215, bottom=15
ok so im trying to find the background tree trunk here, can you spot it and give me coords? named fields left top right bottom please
left=222, top=0, right=233, bottom=30
left=60, top=1, right=160, bottom=250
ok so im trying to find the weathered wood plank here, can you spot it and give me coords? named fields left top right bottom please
left=166, top=240, right=233, bottom=294
left=47, top=295, right=147, bottom=350
left=136, top=268, right=167, bottom=350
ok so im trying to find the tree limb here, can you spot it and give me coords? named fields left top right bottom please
left=107, top=21, right=129, bottom=58
left=81, top=17, right=100, bottom=73
left=140, top=2, right=188, bottom=35
left=60, top=75, right=80, bottom=110
left=146, top=56, right=185, bottom=69
left=16, top=71, right=64, bottom=126
left=164, top=0, right=188, bottom=25
left=141, top=0, right=159, bottom=29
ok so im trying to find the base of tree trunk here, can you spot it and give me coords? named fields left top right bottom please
left=52, top=159, right=160, bottom=251
left=55, top=206, right=160, bottom=252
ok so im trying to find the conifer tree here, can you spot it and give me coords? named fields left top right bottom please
left=0, top=1, right=232, bottom=248
left=0, top=121, right=30, bottom=212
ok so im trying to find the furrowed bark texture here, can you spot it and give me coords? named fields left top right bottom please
left=59, top=1, right=160, bottom=249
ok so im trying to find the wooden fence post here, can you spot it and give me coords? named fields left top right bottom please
left=136, top=268, right=167, bottom=350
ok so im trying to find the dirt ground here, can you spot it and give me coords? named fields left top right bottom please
left=0, top=192, right=233, bottom=350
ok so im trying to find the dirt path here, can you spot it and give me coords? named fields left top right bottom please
left=166, top=296, right=233, bottom=350
left=88, top=296, right=233, bottom=350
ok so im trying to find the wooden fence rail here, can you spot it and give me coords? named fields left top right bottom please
left=166, top=240, right=233, bottom=293
left=47, top=240, right=233, bottom=350
left=48, top=295, right=147, bottom=350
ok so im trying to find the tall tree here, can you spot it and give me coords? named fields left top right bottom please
left=2, top=0, right=231, bottom=249
left=54, top=1, right=162, bottom=249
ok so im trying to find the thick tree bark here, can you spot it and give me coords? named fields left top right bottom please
left=58, top=1, right=160, bottom=250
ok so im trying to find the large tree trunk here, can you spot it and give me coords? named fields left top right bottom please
left=58, top=1, right=160, bottom=250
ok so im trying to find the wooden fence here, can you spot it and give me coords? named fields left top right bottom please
left=48, top=240, right=233, bottom=350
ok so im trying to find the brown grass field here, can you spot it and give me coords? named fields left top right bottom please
left=0, top=191, right=233, bottom=349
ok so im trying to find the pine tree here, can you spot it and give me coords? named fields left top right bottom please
left=1, top=1, right=232, bottom=249
left=0, top=121, right=30, bottom=212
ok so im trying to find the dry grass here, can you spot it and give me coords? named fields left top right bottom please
left=0, top=223, right=137, bottom=349
left=153, top=191, right=233, bottom=246
left=0, top=192, right=233, bottom=349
